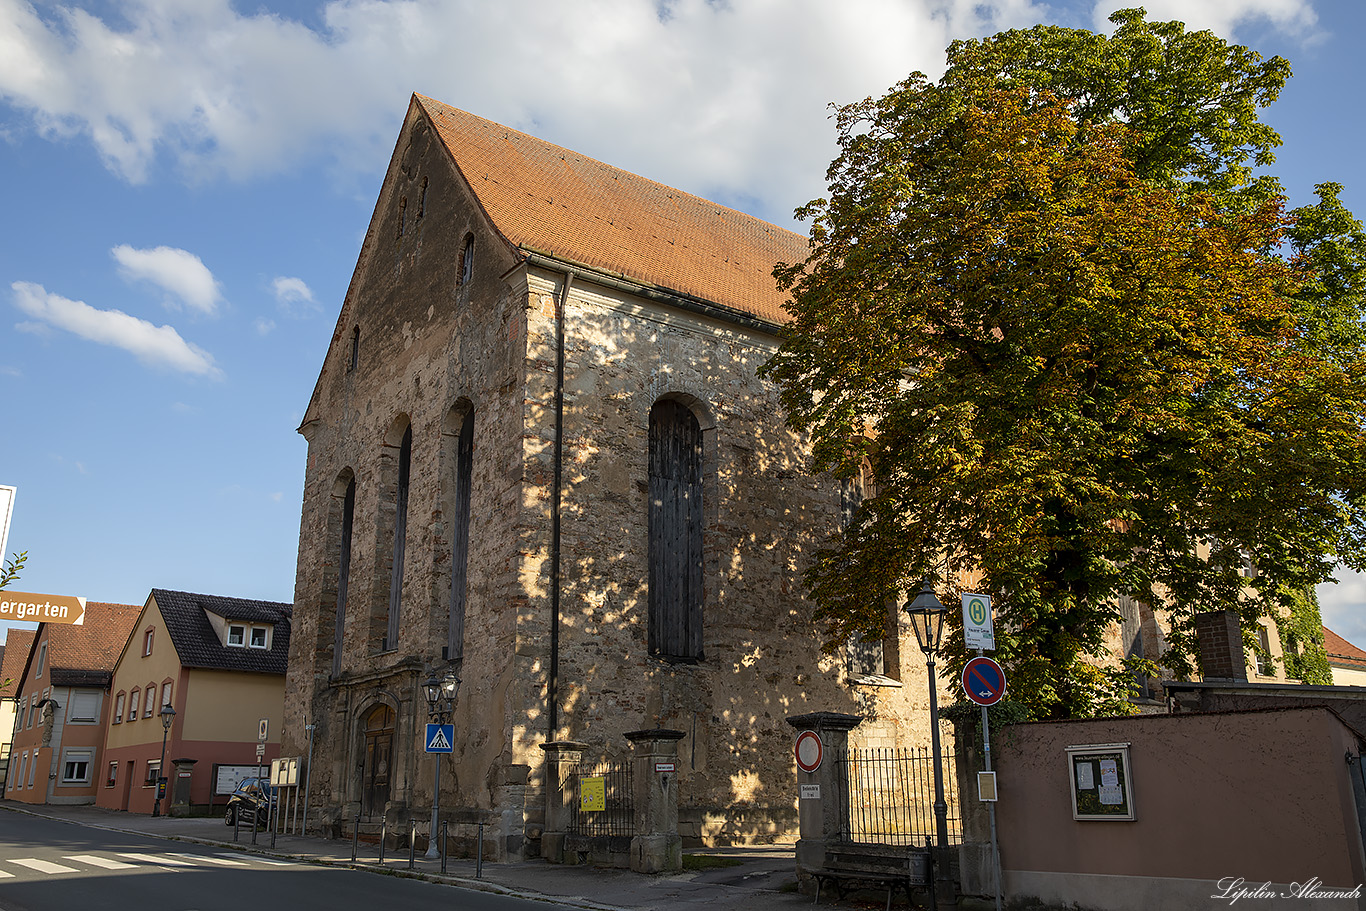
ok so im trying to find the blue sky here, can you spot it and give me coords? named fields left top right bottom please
left=2, top=0, right=1365, bottom=649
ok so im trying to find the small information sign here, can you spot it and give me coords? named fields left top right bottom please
left=1067, top=743, right=1134, bottom=821
left=977, top=771, right=998, bottom=802
left=580, top=776, right=606, bottom=811
left=800, top=784, right=821, bottom=800
left=654, top=762, right=675, bottom=773
left=962, top=593, right=995, bottom=650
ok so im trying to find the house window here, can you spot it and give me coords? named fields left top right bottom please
left=67, top=691, right=99, bottom=723
left=34, top=642, right=46, bottom=678
left=113, top=692, right=125, bottom=724
left=106, top=761, right=118, bottom=787
left=26, top=696, right=36, bottom=728
left=647, top=399, right=704, bottom=662
left=26, top=750, right=36, bottom=787
left=228, top=625, right=246, bottom=647
left=250, top=627, right=268, bottom=649
left=144, top=682, right=155, bottom=717
left=15, top=752, right=26, bottom=789
left=160, top=681, right=172, bottom=712
left=145, top=760, right=161, bottom=785
left=61, top=749, right=92, bottom=785
left=460, top=234, right=474, bottom=285
left=143, top=628, right=154, bottom=656
left=129, top=689, right=141, bottom=722
left=1256, top=625, right=1275, bottom=676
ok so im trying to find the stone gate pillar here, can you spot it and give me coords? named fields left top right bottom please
left=624, top=729, right=686, bottom=874
left=785, top=712, right=862, bottom=882
left=538, top=740, right=589, bottom=864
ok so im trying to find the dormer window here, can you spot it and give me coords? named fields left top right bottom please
left=226, top=623, right=271, bottom=649
left=250, top=627, right=268, bottom=649
left=228, top=625, right=245, bottom=647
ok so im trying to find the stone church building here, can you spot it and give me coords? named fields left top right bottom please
left=281, top=93, right=944, bottom=859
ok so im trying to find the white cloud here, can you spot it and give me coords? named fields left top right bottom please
left=271, top=276, right=317, bottom=316
left=112, top=244, right=222, bottom=315
left=11, top=281, right=223, bottom=378
left=1089, top=0, right=1318, bottom=38
left=254, top=316, right=276, bottom=335
left=1318, top=568, right=1366, bottom=647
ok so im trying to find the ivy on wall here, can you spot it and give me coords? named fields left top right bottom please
left=1274, top=586, right=1333, bottom=685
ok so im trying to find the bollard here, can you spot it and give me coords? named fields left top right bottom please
left=234, top=807, right=241, bottom=843
left=271, top=798, right=278, bottom=848
left=408, top=820, right=416, bottom=870
left=379, top=821, right=387, bottom=864
left=351, top=812, right=360, bottom=862
left=251, top=804, right=259, bottom=845
left=476, top=822, right=484, bottom=879
left=440, top=820, right=448, bottom=874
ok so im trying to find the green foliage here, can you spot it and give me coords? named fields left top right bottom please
left=764, top=10, right=1366, bottom=720
left=1274, top=587, right=1333, bottom=685
left=0, top=551, right=25, bottom=591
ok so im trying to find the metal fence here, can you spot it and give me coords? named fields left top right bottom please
left=567, top=761, right=634, bottom=837
left=832, top=746, right=962, bottom=846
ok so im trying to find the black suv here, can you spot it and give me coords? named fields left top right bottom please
left=224, top=778, right=275, bottom=826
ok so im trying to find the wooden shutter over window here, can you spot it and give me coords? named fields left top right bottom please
left=648, top=399, right=703, bottom=661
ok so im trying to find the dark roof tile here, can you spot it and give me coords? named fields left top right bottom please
left=152, top=590, right=292, bottom=676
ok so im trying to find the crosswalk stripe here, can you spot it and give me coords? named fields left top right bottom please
left=10, top=858, right=79, bottom=874
left=168, top=852, right=247, bottom=866
left=0, top=869, right=13, bottom=878
left=118, top=852, right=195, bottom=867
left=219, top=853, right=292, bottom=865
left=64, top=854, right=137, bottom=870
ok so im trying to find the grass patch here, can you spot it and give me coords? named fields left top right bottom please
left=682, top=854, right=746, bottom=871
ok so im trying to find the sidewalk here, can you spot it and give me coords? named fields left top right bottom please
left=0, top=801, right=817, bottom=911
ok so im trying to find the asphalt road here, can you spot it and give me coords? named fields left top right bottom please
left=0, top=812, right=566, bottom=911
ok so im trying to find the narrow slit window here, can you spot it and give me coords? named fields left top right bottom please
left=460, top=234, right=474, bottom=285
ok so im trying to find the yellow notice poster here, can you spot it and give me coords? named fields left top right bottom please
left=580, top=776, right=606, bottom=812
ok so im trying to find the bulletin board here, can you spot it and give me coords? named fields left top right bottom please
left=1066, top=743, right=1134, bottom=821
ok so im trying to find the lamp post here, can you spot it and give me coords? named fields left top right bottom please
left=904, top=580, right=957, bottom=910
left=152, top=704, right=176, bottom=818
left=423, top=671, right=460, bottom=859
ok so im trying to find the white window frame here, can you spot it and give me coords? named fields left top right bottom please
left=34, top=641, right=46, bottom=678
left=227, top=624, right=246, bottom=647
left=106, top=760, right=118, bottom=787
left=143, top=683, right=155, bottom=717
left=144, top=759, right=161, bottom=786
left=66, top=690, right=100, bottom=724
left=249, top=626, right=269, bottom=649
left=129, top=689, right=141, bottom=722
left=143, top=628, right=154, bottom=656
left=113, top=692, right=125, bottom=724
left=60, top=748, right=93, bottom=785
left=160, top=681, right=172, bottom=712
left=15, top=751, right=27, bottom=790
left=26, top=749, right=37, bottom=788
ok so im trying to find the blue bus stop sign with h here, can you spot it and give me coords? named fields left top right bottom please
left=425, top=723, right=454, bottom=753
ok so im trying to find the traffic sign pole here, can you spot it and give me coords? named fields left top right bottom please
left=977, top=648, right=1003, bottom=911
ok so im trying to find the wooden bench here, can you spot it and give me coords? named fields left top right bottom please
left=811, top=845, right=933, bottom=911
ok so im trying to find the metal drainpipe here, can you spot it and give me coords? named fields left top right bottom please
left=548, top=268, right=574, bottom=739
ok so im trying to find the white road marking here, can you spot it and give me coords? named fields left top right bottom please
left=168, top=852, right=247, bottom=866
left=10, top=858, right=79, bottom=874
left=117, top=852, right=195, bottom=867
left=65, top=854, right=138, bottom=870
left=219, top=854, right=292, bottom=865
left=0, top=868, right=13, bottom=878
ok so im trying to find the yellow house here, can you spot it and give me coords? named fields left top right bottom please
left=96, top=589, right=291, bottom=815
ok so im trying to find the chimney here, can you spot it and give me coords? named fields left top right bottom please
left=1194, top=609, right=1247, bottom=682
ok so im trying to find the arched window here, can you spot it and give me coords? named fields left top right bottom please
left=460, top=234, right=474, bottom=286
left=648, top=399, right=704, bottom=661
left=385, top=426, right=412, bottom=650
left=334, top=475, right=355, bottom=673
left=446, top=407, right=475, bottom=663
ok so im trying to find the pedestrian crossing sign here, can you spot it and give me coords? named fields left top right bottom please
left=425, top=723, right=454, bottom=753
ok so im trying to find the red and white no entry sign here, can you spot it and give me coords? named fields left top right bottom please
left=795, top=731, right=823, bottom=773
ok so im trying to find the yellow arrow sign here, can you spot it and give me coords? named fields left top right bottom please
left=0, top=591, right=87, bottom=626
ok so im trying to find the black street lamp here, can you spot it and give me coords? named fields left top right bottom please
left=152, top=704, right=176, bottom=818
left=904, top=580, right=957, bottom=910
left=423, top=671, right=460, bottom=859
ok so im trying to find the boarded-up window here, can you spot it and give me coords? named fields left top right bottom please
left=386, top=426, right=412, bottom=649
left=448, top=409, right=474, bottom=663
left=648, top=399, right=703, bottom=661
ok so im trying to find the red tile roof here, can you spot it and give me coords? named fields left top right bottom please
left=34, top=602, right=142, bottom=685
left=417, top=95, right=809, bottom=326
left=1324, top=626, right=1366, bottom=670
left=0, top=629, right=35, bottom=699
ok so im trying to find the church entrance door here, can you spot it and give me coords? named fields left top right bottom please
left=360, top=704, right=394, bottom=819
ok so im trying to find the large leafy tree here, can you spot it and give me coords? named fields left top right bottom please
left=764, top=11, right=1366, bottom=719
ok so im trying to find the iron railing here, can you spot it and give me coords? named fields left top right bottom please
left=568, top=761, right=634, bottom=837
left=832, top=746, right=962, bottom=846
